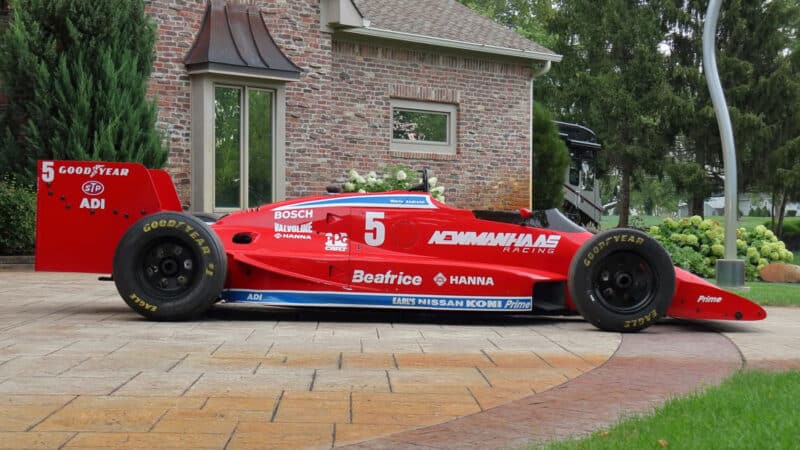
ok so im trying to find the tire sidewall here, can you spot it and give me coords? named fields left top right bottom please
left=113, top=212, right=227, bottom=320
left=568, top=229, right=675, bottom=332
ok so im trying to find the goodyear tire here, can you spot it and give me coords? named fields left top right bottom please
left=113, top=212, right=227, bottom=320
left=568, top=229, right=675, bottom=332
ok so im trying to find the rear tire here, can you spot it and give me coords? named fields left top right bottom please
left=113, top=212, right=227, bottom=320
left=568, top=229, right=675, bottom=332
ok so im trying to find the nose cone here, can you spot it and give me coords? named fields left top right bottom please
left=666, top=268, right=767, bottom=321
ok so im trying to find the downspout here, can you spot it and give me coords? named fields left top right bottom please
left=529, top=60, right=552, bottom=209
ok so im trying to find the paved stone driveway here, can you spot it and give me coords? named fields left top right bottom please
left=0, top=272, right=619, bottom=449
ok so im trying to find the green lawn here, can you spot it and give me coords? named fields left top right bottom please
left=738, top=281, right=800, bottom=307
left=600, top=215, right=663, bottom=230
left=536, top=370, right=800, bottom=450
left=601, top=214, right=783, bottom=230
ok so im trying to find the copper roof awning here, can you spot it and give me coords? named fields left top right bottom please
left=185, top=0, right=302, bottom=81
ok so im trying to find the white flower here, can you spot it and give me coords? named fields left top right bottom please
left=431, top=186, right=445, bottom=195
left=436, top=195, right=445, bottom=203
left=366, top=177, right=377, bottom=185
left=343, top=182, right=355, bottom=191
left=367, top=171, right=377, bottom=179
left=396, top=171, right=408, bottom=181
left=349, top=169, right=360, bottom=180
left=358, top=189, right=366, bottom=193
left=428, top=177, right=438, bottom=188
left=356, top=176, right=366, bottom=184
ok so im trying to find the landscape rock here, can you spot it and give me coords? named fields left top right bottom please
left=759, top=263, right=800, bottom=283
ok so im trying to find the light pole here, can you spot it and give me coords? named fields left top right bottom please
left=703, top=0, right=745, bottom=287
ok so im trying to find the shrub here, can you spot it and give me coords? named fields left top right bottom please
left=531, top=103, right=569, bottom=210
left=764, top=218, right=800, bottom=237
left=748, top=205, right=770, bottom=217
left=342, top=165, right=445, bottom=202
left=0, top=175, right=35, bottom=255
left=0, top=0, right=167, bottom=184
left=648, top=216, right=794, bottom=280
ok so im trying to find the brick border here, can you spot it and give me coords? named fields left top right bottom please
left=347, top=321, right=743, bottom=449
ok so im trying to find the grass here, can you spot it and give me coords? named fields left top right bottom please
left=601, top=214, right=786, bottom=231
left=600, top=215, right=663, bottom=230
left=537, top=370, right=800, bottom=450
left=738, top=281, right=800, bottom=307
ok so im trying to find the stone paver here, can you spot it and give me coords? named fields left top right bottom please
left=3, top=271, right=796, bottom=449
left=713, top=306, right=800, bottom=370
left=345, top=321, right=744, bottom=449
left=0, top=272, right=617, bottom=449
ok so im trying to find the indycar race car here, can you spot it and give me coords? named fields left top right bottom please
left=35, top=160, right=766, bottom=332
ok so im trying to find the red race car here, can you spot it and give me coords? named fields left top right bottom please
left=35, top=160, right=766, bottom=332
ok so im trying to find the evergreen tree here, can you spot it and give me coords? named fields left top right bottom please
left=663, top=0, right=800, bottom=217
left=539, top=0, right=674, bottom=227
left=531, top=102, right=569, bottom=210
left=459, top=0, right=557, bottom=48
left=0, top=0, right=167, bottom=183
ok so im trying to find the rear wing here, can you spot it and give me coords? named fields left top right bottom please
left=35, top=160, right=182, bottom=273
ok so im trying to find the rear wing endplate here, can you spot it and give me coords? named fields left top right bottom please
left=35, top=160, right=182, bottom=273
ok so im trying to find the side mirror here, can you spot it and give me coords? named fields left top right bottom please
left=408, top=168, right=430, bottom=192
left=519, top=208, right=533, bottom=219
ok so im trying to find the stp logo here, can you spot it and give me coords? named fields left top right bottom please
left=81, top=180, right=105, bottom=196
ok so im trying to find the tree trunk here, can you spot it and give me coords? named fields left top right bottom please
left=617, top=162, right=632, bottom=228
left=690, top=192, right=704, bottom=217
left=777, top=192, right=788, bottom=239
left=771, top=191, right=778, bottom=229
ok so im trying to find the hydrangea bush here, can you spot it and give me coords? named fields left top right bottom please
left=342, top=165, right=445, bottom=202
left=648, top=216, right=794, bottom=280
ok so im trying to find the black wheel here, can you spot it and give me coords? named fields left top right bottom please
left=113, top=212, right=227, bottom=320
left=568, top=229, right=675, bottom=332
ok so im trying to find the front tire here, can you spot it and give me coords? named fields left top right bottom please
left=568, top=229, right=675, bottom=332
left=113, top=212, right=227, bottom=320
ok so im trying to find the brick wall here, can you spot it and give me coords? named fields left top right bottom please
left=145, top=0, right=207, bottom=207
left=327, top=39, right=532, bottom=209
left=146, top=0, right=532, bottom=210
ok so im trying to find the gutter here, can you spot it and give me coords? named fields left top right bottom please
left=342, top=26, right=563, bottom=62
left=529, top=60, right=552, bottom=208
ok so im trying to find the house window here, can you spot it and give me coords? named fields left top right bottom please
left=390, top=99, right=457, bottom=154
left=213, top=85, right=274, bottom=211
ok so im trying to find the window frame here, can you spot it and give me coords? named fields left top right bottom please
left=390, top=99, right=457, bottom=155
left=190, top=74, right=287, bottom=213
left=211, top=83, right=276, bottom=212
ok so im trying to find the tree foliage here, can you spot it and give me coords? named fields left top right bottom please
left=458, top=0, right=557, bottom=48
left=531, top=102, right=569, bottom=209
left=662, top=0, right=800, bottom=221
left=0, top=0, right=167, bottom=184
left=538, top=0, right=674, bottom=227
left=462, top=0, right=799, bottom=228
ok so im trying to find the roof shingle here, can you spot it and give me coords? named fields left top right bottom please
left=351, top=0, right=558, bottom=60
